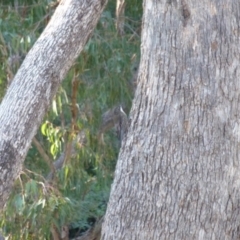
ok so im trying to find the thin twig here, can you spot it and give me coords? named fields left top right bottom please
left=63, top=71, right=80, bottom=164
left=32, top=137, right=55, bottom=174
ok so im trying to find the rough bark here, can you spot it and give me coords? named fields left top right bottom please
left=102, top=0, right=240, bottom=239
left=0, top=0, right=107, bottom=209
left=115, top=0, right=125, bottom=36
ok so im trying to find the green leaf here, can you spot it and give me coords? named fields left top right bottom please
left=41, top=122, right=48, bottom=136
left=57, top=95, right=62, bottom=112
left=52, top=99, right=58, bottom=116
left=64, top=166, right=69, bottom=181
left=14, top=194, right=25, bottom=213
left=50, top=144, right=57, bottom=157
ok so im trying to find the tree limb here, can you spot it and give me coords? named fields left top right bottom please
left=32, top=137, right=55, bottom=173
left=0, top=0, right=108, bottom=210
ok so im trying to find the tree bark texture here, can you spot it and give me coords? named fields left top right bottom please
left=0, top=0, right=107, bottom=209
left=102, top=0, right=240, bottom=239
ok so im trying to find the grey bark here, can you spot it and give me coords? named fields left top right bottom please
left=102, top=0, right=240, bottom=239
left=0, top=0, right=107, bottom=210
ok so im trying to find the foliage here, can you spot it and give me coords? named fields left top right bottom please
left=0, top=0, right=142, bottom=239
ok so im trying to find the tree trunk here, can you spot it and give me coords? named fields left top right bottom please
left=101, top=0, right=240, bottom=239
left=115, top=0, right=125, bottom=36
left=0, top=0, right=107, bottom=210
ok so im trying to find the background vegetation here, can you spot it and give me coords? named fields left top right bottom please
left=0, top=0, right=142, bottom=239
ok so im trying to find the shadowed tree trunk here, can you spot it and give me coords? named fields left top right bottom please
left=101, top=0, right=240, bottom=239
left=0, top=0, right=107, bottom=210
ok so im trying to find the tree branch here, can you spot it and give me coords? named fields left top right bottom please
left=32, top=137, right=55, bottom=173
left=0, top=0, right=108, bottom=210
